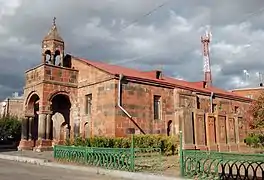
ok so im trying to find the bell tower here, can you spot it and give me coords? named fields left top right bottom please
left=42, top=17, right=65, bottom=66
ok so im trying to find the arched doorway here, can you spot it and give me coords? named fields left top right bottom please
left=50, top=94, right=71, bottom=143
left=167, top=120, right=172, bottom=136
left=26, top=93, right=40, bottom=145
left=84, top=122, right=89, bottom=139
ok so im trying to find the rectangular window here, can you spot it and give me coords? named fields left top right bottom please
left=126, top=128, right=135, bottom=135
left=234, top=106, right=239, bottom=114
left=212, top=104, right=217, bottom=113
left=154, top=95, right=161, bottom=120
left=85, top=94, right=92, bottom=115
left=196, top=97, right=200, bottom=109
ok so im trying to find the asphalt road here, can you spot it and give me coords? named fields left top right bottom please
left=0, top=159, right=129, bottom=180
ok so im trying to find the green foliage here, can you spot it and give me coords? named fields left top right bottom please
left=244, top=133, right=264, bottom=148
left=247, top=92, right=264, bottom=129
left=0, top=116, right=22, bottom=142
left=65, top=134, right=179, bottom=155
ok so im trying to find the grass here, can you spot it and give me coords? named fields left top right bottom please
left=134, top=155, right=180, bottom=177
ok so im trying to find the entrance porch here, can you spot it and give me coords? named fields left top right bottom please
left=18, top=93, right=71, bottom=152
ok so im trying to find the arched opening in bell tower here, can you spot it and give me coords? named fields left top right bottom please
left=42, top=17, right=65, bottom=67
left=45, top=50, right=52, bottom=64
left=54, top=50, right=61, bottom=66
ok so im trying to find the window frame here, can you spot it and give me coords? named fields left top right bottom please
left=85, top=94, right=92, bottom=115
left=154, top=95, right=162, bottom=120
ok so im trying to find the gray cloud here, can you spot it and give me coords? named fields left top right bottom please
left=0, top=0, right=264, bottom=100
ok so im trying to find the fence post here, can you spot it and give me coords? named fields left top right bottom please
left=130, top=134, right=135, bottom=171
left=53, top=145, right=57, bottom=159
left=179, top=131, right=184, bottom=177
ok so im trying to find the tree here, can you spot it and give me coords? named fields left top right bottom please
left=0, top=116, right=22, bottom=142
left=247, top=92, right=264, bottom=129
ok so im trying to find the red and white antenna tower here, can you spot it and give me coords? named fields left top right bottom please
left=201, top=30, right=212, bottom=87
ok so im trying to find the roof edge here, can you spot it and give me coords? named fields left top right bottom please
left=70, top=54, right=252, bottom=103
left=231, top=87, right=264, bottom=91
left=72, top=56, right=114, bottom=75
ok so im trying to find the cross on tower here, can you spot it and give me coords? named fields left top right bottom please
left=53, top=17, right=56, bottom=26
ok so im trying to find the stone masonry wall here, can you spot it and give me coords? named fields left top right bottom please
left=71, top=58, right=116, bottom=138
left=178, top=91, right=251, bottom=151
left=7, top=99, right=24, bottom=118
left=232, top=88, right=264, bottom=100
left=24, top=64, right=79, bottom=139
left=115, top=80, right=174, bottom=137
left=0, top=98, right=24, bottom=119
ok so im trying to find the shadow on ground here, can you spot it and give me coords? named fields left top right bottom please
left=0, top=148, right=17, bottom=152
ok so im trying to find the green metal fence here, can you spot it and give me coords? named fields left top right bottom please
left=54, top=145, right=134, bottom=171
left=179, top=132, right=264, bottom=179
left=53, top=145, right=162, bottom=172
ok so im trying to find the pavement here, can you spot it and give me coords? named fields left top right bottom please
left=0, top=159, right=126, bottom=180
left=0, top=150, right=186, bottom=180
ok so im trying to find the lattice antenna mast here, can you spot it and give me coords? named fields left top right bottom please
left=258, top=72, right=263, bottom=86
left=201, top=30, right=212, bottom=87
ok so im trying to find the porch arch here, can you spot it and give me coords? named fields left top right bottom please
left=25, top=91, right=40, bottom=109
left=49, top=92, right=71, bottom=142
left=24, top=91, right=40, bottom=144
left=47, top=90, right=74, bottom=103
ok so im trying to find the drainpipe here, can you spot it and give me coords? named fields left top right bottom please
left=210, top=92, right=214, bottom=113
left=118, top=74, right=132, bottom=118
left=117, top=74, right=145, bottom=134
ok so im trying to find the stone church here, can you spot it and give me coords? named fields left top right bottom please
left=18, top=19, right=252, bottom=152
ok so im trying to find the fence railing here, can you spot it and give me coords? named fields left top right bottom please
left=182, top=149, right=264, bottom=179
left=179, top=132, right=264, bottom=179
left=53, top=145, right=162, bottom=172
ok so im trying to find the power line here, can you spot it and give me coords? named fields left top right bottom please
left=112, top=4, right=264, bottom=66
left=237, top=6, right=264, bottom=24
left=118, top=0, right=171, bottom=33
left=85, top=0, right=172, bottom=50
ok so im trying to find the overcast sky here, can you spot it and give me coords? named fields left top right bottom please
left=0, top=0, right=264, bottom=100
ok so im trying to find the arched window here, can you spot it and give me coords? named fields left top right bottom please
left=54, top=50, right=61, bottom=66
left=45, top=50, right=51, bottom=63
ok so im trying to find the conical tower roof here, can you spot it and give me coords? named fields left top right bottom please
left=43, top=17, right=64, bottom=42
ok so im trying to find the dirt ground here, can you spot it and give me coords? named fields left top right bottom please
left=160, top=155, right=180, bottom=177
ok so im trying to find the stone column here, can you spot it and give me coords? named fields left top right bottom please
left=60, top=54, right=64, bottom=66
left=50, top=54, right=55, bottom=65
left=69, top=107, right=75, bottom=140
left=234, top=116, right=240, bottom=144
left=21, top=118, right=28, bottom=140
left=38, top=113, right=46, bottom=140
left=46, top=114, right=51, bottom=140
left=18, top=117, right=32, bottom=151
left=74, top=120, right=80, bottom=137
left=28, top=117, right=33, bottom=140
left=42, top=53, right=46, bottom=63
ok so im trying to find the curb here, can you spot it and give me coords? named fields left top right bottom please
left=0, top=154, right=48, bottom=165
left=0, top=154, right=186, bottom=180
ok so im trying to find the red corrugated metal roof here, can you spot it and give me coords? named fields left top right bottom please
left=75, top=56, right=251, bottom=102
